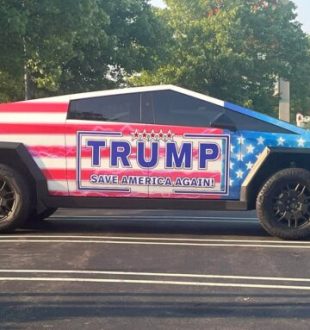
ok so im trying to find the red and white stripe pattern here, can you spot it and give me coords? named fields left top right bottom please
left=0, top=101, right=69, bottom=196
left=0, top=95, right=228, bottom=199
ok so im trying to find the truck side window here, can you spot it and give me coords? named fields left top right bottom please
left=224, top=109, right=295, bottom=133
left=149, top=90, right=223, bottom=127
left=68, top=93, right=140, bottom=123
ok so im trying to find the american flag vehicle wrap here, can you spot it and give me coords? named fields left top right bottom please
left=0, top=85, right=309, bottom=201
left=1, top=85, right=310, bottom=239
left=0, top=103, right=230, bottom=199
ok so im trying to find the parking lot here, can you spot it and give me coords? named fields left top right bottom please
left=1, top=209, right=310, bottom=330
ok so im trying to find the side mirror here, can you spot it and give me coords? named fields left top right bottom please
left=210, top=113, right=237, bottom=131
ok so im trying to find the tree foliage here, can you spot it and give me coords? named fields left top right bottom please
left=0, top=0, right=309, bottom=118
left=59, top=0, right=166, bottom=94
left=130, top=0, right=310, bottom=116
left=0, top=0, right=162, bottom=100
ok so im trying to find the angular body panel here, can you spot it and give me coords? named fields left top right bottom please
left=0, top=85, right=309, bottom=205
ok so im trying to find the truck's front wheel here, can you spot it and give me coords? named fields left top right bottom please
left=257, top=168, right=310, bottom=240
left=0, top=164, right=30, bottom=232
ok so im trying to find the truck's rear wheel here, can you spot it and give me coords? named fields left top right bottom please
left=0, top=164, right=30, bottom=232
left=257, top=168, right=310, bottom=240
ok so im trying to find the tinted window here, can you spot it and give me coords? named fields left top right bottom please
left=68, top=93, right=140, bottom=123
left=141, top=92, right=155, bottom=124
left=146, top=90, right=223, bottom=127
left=224, top=109, right=294, bottom=133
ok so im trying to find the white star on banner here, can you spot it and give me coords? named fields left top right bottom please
left=237, top=153, right=245, bottom=161
left=246, top=161, right=254, bottom=170
left=257, top=136, right=265, bottom=145
left=297, top=137, right=305, bottom=147
left=237, top=136, right=245, bottom=145
left=230, top=161, right=235, bottom=170
left=277, top=137, right=285, bottom=146
left=231, top=145, right=235, bottom=153
left=246, top=144, right=255, bottom=154
left=229, top=179, right=234, bottom=186
left=236, top=169, right=244, bottom=179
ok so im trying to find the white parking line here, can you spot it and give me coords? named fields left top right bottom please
left=1, top=269, right=310, bottom=283
left=1, top=276, right=310, bottom=290
left=2, top=235, right=309, bottom=244
left=0, top=238, right=310, bottom=249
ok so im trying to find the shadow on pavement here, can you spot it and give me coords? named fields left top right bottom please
left=1, top=290, right=310, bottom=324
left=19, top=217, right=268, bottom=238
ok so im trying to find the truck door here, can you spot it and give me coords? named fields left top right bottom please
left=141, top=90, right=235, bottom=200
left=65, top=92, right=149, bottom=198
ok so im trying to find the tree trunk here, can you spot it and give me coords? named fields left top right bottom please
left=24, top=65, right=31, bottom=100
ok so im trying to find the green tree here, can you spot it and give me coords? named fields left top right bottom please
left=0, top=0, right=162, bottom=101
left=0, top=0, right=106, bottom=100
left=130, top=0, right=310, bottom=117
left=59, top=0, right=166, bottom=94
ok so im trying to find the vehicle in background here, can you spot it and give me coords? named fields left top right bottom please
left=297, top=113, right=310, bottom=129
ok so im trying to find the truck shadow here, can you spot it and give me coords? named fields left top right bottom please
left=19, top=209, right=269, bottom=238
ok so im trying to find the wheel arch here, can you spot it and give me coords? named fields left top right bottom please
left=241, top=147, right=310, bottom=209
left=0, top=142, right=49, bottom=212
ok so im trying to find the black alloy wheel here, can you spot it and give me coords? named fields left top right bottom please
left=0, top=164, right=31, bottom=232
left=272, top=182, right=310, bottom=229
left=0, top=178, right=16, bottom=221
left=257, top=168, right=310, bottom=240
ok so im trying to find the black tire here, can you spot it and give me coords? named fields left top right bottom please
left=257, top=168, right=310, bottom=240
left=0, top=164, right=31, bottom=232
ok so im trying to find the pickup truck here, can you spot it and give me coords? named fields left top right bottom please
left=0, top=85, right=309, bottom=239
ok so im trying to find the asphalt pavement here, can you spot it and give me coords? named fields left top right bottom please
left=1, top=209, right=310, bottom=330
